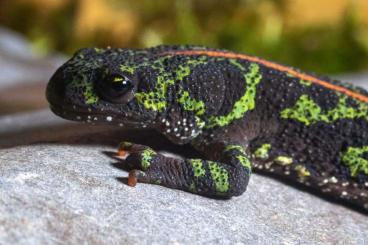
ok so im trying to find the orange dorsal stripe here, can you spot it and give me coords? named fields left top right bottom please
left=162, top=50, right=368, bottom=103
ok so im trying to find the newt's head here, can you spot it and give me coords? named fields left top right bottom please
left=46, top=47, right=157, bottom=127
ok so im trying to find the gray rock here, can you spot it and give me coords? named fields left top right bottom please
left=0, top=144, right=367, bottom=244
left=1, top=109, right=368, bottom=244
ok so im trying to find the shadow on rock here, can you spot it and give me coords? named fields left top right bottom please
left=0, top=122, right=202, bottom=158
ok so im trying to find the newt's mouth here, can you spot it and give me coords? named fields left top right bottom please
left=49, top=102, right=117, bottom=123
left=49, top=103, right=146, bottom=128
left=49, top=103, right=107, bottom=123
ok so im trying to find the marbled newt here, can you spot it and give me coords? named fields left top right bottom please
left=46, top=45, right=368, bottom=211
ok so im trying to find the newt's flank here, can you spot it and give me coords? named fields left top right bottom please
left=46, top=45, right=368, bottom=211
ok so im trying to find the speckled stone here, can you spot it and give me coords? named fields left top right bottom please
left=1, top=109, right=368, bottom=244
left=0, top=144, right=367, bottom=244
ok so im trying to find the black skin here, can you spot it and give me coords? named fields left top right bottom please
left=46, top=45, right=368, bottom=211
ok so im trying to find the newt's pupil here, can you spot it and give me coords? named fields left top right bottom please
left=108, top=74, right=133, bottom=94
left=111, top=77, right=131, bottom=92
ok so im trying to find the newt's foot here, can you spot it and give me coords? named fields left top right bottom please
left=116, top=142, right=250, bottom=198
left=128, top=170, right=148, bottom=187
left=117, top=141, right=158, bottom=170
left=117, top=141, right=133, bottom=157
left=117, top=141, right=164, bottom=187
left=117, top=149, right=128, bottom=157
left=127, top=170, right=138, bottom=186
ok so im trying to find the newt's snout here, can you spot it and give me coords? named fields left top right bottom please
left=46, top=67, right=67, bottom=108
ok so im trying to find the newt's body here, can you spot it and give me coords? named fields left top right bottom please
left=46, top=45, right=368, bottom=210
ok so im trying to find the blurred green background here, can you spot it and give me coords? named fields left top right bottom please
left=1, top=0, right=368, bottom=74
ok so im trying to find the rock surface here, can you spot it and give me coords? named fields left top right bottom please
left=1, top=98, right=368, bottom=244
left=1, top=120, right=368, bottom=244
left=0, top=27, right=368, bottom=244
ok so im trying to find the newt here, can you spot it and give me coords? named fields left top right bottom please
left=46, top=45, right=368, bottom=211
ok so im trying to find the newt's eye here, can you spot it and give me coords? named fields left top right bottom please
left=110, top=75, right=133, bottom=93
left=96, top=73, right=135, bottom=103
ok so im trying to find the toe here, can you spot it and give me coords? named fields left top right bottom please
left=128, top=170, right=147, bottom=186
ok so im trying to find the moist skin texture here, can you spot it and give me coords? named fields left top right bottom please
left=46, top=45, right=368, bottom=212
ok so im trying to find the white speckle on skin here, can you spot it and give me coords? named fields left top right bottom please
left=88, top=108, right=92, bottom=112
left=341, top=191, right=348, bottom=196
left=165, top=121, right=170, bottom=127
left=342, top=182, right=349, bottom=187
left=161, top=119, right=166, bottom=123
left=173, top=128, right=178, bottom=132
left=329, top=176, right=338, bottom=184
left=106, top=116, right=112, bottom=122
left=119, top=123, right=124, bottom=127
left=76, top=116, right=81, bottom=120
left=166, top=129, right=171, bottom=133
left=178, top=121, right=181, bottom=125
left=184, top=127, right=189, bottom=131
left=94, top=117, right=98, bottom=121
left=265, top=162, right=273, bottom=169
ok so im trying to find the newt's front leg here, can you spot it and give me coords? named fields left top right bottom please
left=118, top=141, right=252, bottom=198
